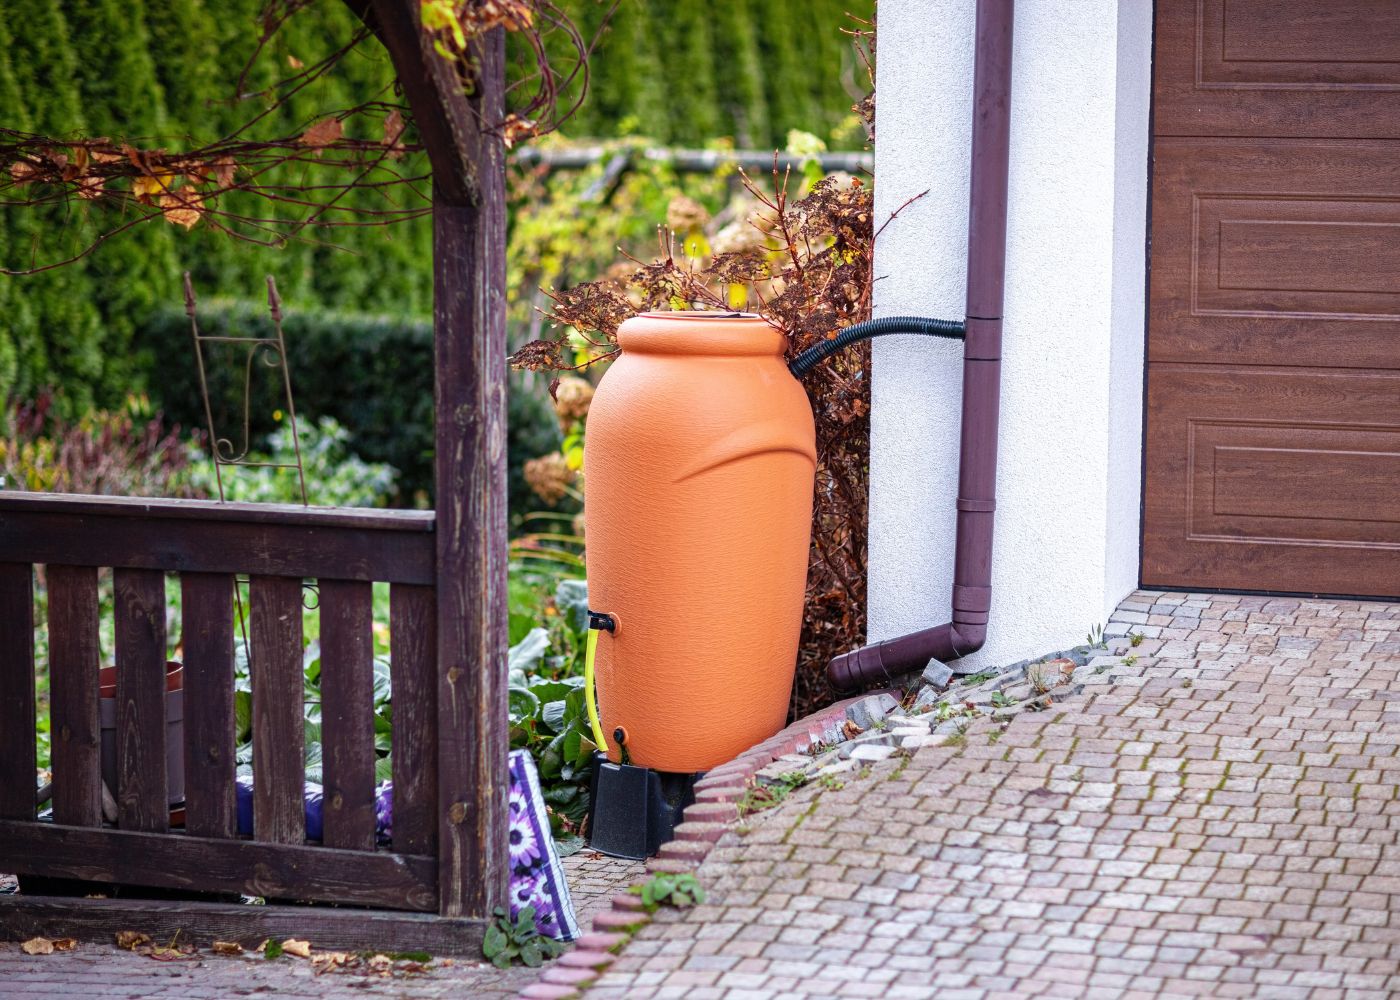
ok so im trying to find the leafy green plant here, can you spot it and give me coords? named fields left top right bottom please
left=189, top=416, right=397, bottom=508
left=1129, top=630, right=1144, bottom=648
left=1086, top=623, right=1107, bottom=649
left=629, top=873, right=705, bottom=912
left=506, top=576, right=596, bottom=841
left=736, top=770, right=810, bottom=817
left=482, top=905, right=565, bottom=968
left=989, top=691, right=1016, bottom=709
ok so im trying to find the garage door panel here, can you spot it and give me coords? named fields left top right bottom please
left=1143, top=366, right=1400, bottom=596
left=1150, top=139, right=1400, bottom=369
left=1155, top=0, right=1400, bottom=138
left=1147, top=1, right=1399, bottom=599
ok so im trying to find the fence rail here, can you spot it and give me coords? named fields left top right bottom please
left=0, top=493, right=434, bottom=583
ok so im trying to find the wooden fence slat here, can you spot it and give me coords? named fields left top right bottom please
left=0, top=563, right=36, bottom=821
left=0, top=820, right=437, bottom=911
left=249, top=575, right=305, bottom=844
left=47, top=565, right=101, bottom=827
left=181, top=572, right=236, bottom=838
left=390, top=583, right=437, bottom=855
left=319, top=579, right=375, bottom=851
left=113, top=568, right=168, bottom=833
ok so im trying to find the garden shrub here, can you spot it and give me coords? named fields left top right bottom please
left=0, top=392, right=200, bottom=498
left=187, top=416, right=399, bottom=508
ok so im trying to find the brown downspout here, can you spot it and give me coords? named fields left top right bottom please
left=829, top=0, right=1015, bottom=690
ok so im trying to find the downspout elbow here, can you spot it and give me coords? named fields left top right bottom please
left=826, top=616, right=987, bottom=692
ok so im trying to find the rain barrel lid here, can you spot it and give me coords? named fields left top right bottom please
left=618, top=311, right=785, bottom=357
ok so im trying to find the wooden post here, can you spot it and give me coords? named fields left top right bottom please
left=430, top=38, right=508, bottom=921
left=341, top=0, right=510, bottom=921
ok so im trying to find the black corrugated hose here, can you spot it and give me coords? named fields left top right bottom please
left=788, top=315, right=966, bottom=378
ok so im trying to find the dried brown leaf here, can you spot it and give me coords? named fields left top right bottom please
left=499, top=113, right=535, bottom=149
left=299, top=117, right=343, bottom=150
left=115, top=930, right=151, bottom=951
left=382, top=109, right=406, bottom=159
left=210, top=940, right=244, bottom=956
left=281, top=938, right=312, bottom=959
left=19, top=938, right=54, bottom=955
left=212, top=156, right=236, bottom=188
left=9, top=160, right=40, bottom=183
left=310, top=950, right=352, bottom=974
left=160, top=190, right=204, bottom=230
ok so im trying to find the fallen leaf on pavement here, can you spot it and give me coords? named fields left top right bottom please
left=211, top=940, right=244, bottom=956
left=115, top=930, right=151, bottom=951
left=20, top=937, right=53, bottom=955
left=52, top=938, right=77, bottom=952
left=309, top=951, right=351, bottom=975
left=281, top=938, right=312, bottom=959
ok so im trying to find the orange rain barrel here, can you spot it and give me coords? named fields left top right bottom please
left=585, top=312, right=816, bottom=773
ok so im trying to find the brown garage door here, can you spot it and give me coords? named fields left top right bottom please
left=1142, top=0, right=1400, bottom=598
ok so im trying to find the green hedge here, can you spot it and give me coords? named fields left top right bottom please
left=139, top=301, right=560, bottom=516
left=550, top=0, right=873, bottom=149
left=1, top=0, right=869, bottom=413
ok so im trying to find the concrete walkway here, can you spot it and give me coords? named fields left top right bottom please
left=586, top=593, right=1400, bottom=999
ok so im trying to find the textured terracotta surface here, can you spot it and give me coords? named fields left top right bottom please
left=585, top=313, right=816, bottom=773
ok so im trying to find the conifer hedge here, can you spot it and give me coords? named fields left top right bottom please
left=1, top=0, right=870, bottom=415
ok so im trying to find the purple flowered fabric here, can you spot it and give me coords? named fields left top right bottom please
left=231, top=753, right=576, bottom=941
left=507, top=748, right=580, bottom=941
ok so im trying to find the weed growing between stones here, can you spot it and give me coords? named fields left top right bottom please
left=630, top=873, right=705, bottom=912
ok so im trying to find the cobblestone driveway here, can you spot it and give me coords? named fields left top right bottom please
left=587, top=593, right=1400, bottom=999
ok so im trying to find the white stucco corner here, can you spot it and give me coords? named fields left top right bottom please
left=868, top=0, right=1153, bottom=669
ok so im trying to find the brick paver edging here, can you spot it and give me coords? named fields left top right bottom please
left=518, top=694, right=880, bottom=999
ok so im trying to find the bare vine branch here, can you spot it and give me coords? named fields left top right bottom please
left=0, top=0, right=603, bottom=274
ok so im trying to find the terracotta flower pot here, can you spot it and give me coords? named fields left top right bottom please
left=585, top=312, right=816, bottom=772
left=99, top=660, right=185, bottom=807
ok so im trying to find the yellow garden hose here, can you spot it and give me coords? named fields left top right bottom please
left=583, top=623, right=610, bottom=753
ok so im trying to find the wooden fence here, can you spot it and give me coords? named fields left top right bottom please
left=0, top=4, right=510, bottom=953
left=0, top=492, right=501, bottom=952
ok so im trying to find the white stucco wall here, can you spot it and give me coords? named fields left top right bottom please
left=868, top=0, right=1153, bottom=669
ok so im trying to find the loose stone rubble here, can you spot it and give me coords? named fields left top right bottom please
left=754, top=630, right=1141, bottom=790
